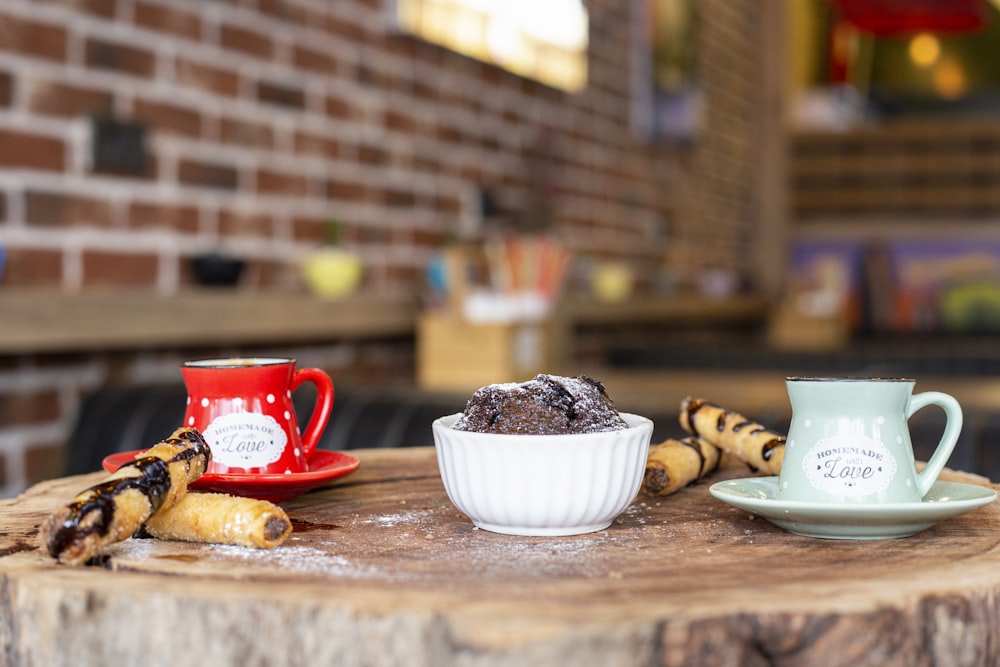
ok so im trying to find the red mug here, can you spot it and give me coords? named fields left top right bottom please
left=181, top=357, right=334, bottom=475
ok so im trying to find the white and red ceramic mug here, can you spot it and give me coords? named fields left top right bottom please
left=181, top=357, right=334, bottom=475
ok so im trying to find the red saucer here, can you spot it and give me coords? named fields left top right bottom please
left=102, top=449, right=361, bottom=503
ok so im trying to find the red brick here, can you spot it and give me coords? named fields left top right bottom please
left=359, top=225, right=390, bottom=244
left=81, top=249, right=159, bottom=287
left=0, top=71, right=12, bottom=107
left=256, top=168, right=309, bottom=196
left=325, top=179, right=367, bottom=202
left=0, top=12, right=68, bottom=62
left=256, top=81, right=305, bottom=110
left=178, top=159, right=239, bottom=190
left=413, top=154, right=439, bottom=174
left=85, top=38, right=156, bottom=78
left=1, top=247, right=62, bottom=287
left=358, top=144, right=388, bottom=166
left=386, top=109, right=417, bottom=133
left=219, top=116, right=274, bottom=149
left=25, top=440, right=66, bottom=485
left=411, top=76, right=438, bottom=102
left=129, top=201, right=200, bottom=233
left=382, top=33, right=418, bottom=60
left=323, top=14, right=365, bottom=41
left=134, top=2, right=201, bottom=41
left=294, top=130, right=340, bottom=159
left=31, top=0, right=115, bottom=19
left=458, top=165, right=486, bottom=182
left=434, top=194, right=462, bottom=215
left=325, top=94, right=353, bottom=120
left=256, top=0, right=315, bottom=25
left=219, top=209, right=273, bottom=238
left=353, top=61, right=383, bottom=87
left=133, top=97, right=202, bottom=138
left=219, top=24, right=273, bottom=59
left=339, top=221, right=364, bottom=244
left=413, top=226, right=448, bottom=249
left=436, top=124, right=463, bottom=144
left=175, top=58, right=240, bottom=98
left=291, top=215, right=331, bottom=244
left=0, top=390, right=61, bottom=426
left=0, top=130, right=65, bottom=171
left=293, top=45, right=338, bottom=74
left=25, top=190, right=114, bottom=227
left=27, top=78, right=114, bottom=118
left=383, top=188, right=416, bottom=208
left=90, top=144, right=157, bottom=180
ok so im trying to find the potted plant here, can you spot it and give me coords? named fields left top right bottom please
left=301, top=218, right=363, bottom=299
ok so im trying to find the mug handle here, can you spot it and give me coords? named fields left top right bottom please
left=908, top=391, right=963, bottom=498
left=291, top=367, right=335, bottom=460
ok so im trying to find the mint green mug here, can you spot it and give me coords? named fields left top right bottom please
left=780, top=377, right=963, bottom=504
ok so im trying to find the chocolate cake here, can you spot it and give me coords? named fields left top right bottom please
left=452, top=374, right=629, bottom=435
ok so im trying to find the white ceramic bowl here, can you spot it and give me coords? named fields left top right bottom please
left=432, top=412, right=654, bottom=536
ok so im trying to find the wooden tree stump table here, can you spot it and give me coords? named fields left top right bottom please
left=1, top=447, right=999, bottom=667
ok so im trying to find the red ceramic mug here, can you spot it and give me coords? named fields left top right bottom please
left=181, top=357, right=334, bottom=475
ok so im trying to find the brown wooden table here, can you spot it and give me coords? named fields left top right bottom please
left=2, top=447, right=999, bottom=666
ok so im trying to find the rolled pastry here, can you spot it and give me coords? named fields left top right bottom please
left=143, top=492, right=291, bottom=549
left=679, top=397, right=785, bottom=475
left=41, top=427, right=211, bottom=565
left=643, top=436, right=722, bottom=496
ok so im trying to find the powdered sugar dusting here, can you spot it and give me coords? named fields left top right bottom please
left=356, top=509, right=434, bottom=528
left=452, top=374, right=628, bottom=435
left=110, top=535, right=386, bottom=581
left=103, top=498, right=665, bottom=585
left=205, top=543, right=384, bottom=579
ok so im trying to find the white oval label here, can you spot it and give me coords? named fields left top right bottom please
left=802, top=433, right=897, bottom=497
left=203, top=412, right=288, bottom=469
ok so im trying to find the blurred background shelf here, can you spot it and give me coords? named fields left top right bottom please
left=0, top=289, right=770, bottom=356
left=558, top=293, right=769, bottom=327
left=0, top=290, right=419, bottom=354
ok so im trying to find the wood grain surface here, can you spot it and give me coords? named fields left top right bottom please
left=1, top=447, right=999, bottom=667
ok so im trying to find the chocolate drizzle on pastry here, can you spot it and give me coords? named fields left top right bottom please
left=46, top=432, right=211, bottom=560
left=47, top=458, right=170, bottom=559
left=41, top=427, right=211, bottom=565
left=679, top=397, right=785, bottom=475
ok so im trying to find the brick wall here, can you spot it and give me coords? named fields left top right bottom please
left=0, top=0, right=771, bottom=495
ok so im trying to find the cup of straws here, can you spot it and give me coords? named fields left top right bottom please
left=452, top=235, right=574, bottom=324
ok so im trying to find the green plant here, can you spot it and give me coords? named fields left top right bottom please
left=323, top=219, right=343, bottom=246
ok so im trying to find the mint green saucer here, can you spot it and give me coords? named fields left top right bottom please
left=709, top=477, right=997, bottom=540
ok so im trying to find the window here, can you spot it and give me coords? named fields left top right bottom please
left=390, top=0, right=589, bottom=92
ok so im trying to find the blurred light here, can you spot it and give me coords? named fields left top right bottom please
left=933, top=57, right=967, bottom=98
left=486, top=14, right=521, bottom=63
left=393, top=0, right=588, bottom=92
left=908, top=32, right=941, bottom=67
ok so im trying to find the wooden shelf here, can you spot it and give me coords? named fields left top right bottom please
left=0, top=289, right=770, bottom=356
left=0, top=289, right=419, bottom=354
left=558, top=293, right=769, bottom=327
